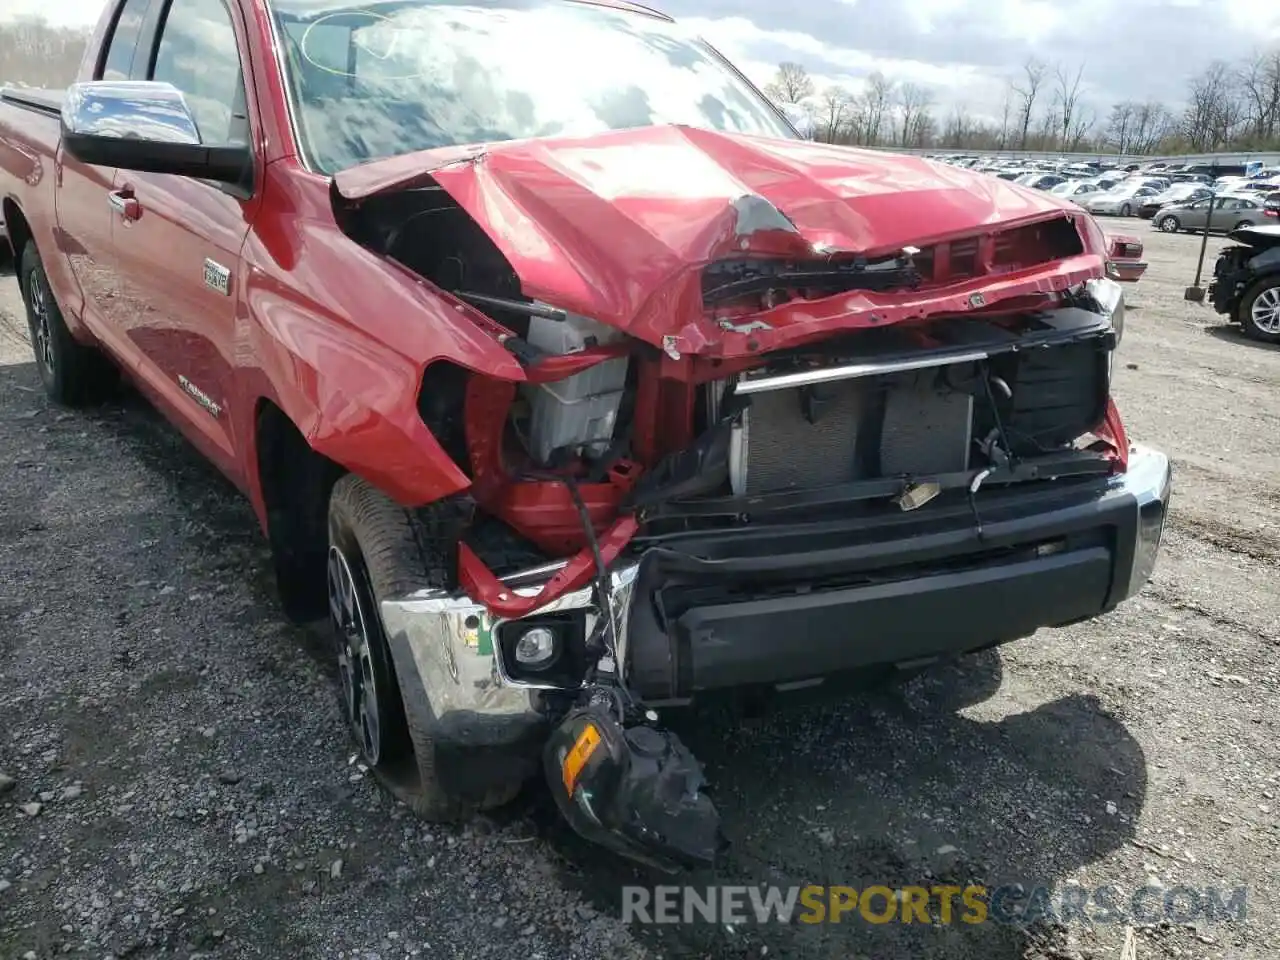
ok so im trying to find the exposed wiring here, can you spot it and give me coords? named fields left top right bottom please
left=978, top=359, right=1018, bottom=468
left=561, top=474, right=625, bottom=683
left=967, top=467, right=992, bottom=541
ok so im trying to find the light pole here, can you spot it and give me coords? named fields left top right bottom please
left=1184, top=189, right=1218, bottom=303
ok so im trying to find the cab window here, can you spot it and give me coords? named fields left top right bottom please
left=150, top=0, right=249, bottom=146
left=100, top=0, right=154, bottom=80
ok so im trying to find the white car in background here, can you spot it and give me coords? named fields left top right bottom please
left=1049, top=180, right=1105, bottom=203
left=1085, top=183, right=1161, bottom=217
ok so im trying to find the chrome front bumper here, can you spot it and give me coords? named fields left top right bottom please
left=1107, top=443, right=1172, bottom=604
left=380, top=445, right=1171, bottom=731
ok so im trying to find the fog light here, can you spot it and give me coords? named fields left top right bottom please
left=514, top=626, right=558, bottom=668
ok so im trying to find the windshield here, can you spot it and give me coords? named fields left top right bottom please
left=268, top=0, right=796, bottom=174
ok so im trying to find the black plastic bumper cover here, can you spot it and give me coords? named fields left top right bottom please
left=625, top=445, right=1171, bottom=702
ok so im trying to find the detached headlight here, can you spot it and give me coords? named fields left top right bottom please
left=1082, top=276, right=1125, bottom=386
left=1086, top=276, right=1125, bottom=346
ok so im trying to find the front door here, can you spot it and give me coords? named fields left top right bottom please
left=56, top=0, right=156, bottom=363
left=110, top=0, right=261, bottom=482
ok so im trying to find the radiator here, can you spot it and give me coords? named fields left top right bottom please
left=723, top=378, right=974, bottom=496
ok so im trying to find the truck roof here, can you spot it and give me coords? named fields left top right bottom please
left=277, top=0, right=674, bottom=20
left=571, top=0, right=673, bottom=18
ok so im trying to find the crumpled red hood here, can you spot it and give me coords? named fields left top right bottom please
left=334, top=125, right=1104, bottom=357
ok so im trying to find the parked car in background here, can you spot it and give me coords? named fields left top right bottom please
left=1153, top=195, right=1272, bottom=234
left=1049, top=180, right=1104, bottom=203
left=1138, top=183, right=1213, bottom=219
left=1086, top=184, right=1161, bottom=217
left=1237, top=178, right=1280, bottom=195
left=1016, top=172, right=1068, bottom=190
left=1209, top=225, right=1280, bottom=342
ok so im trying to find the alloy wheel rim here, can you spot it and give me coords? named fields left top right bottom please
left=27, top=274, right=54, bottom=377
left=327, top=545, right=383, bottom=764
left=1252, top=287, right=1280, bottom=335
left=1161, top=218, right=1177, bottom=232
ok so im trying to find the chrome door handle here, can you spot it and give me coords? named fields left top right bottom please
left=107, top=190, right=141, bottom=221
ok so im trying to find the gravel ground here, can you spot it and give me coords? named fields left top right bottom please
left=1, top=223, right=1277, bottom=960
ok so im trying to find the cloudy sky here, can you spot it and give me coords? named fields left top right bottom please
left=6, top=0, right=1280, bottom=120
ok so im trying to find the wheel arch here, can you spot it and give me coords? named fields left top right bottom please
left=252, top=396, right=346, bottom=621
left=2, top=197, right=32, bottom=261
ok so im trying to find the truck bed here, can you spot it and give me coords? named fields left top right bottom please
left=0, top=84, right=73, bottom=312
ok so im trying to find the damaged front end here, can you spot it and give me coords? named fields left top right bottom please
left=343, top=128, right=1165, bottom=872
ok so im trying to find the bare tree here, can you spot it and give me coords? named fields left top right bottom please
left=1105, top=101, right=1136, bottom=154
left=908, top=109, right=936, bottom=148
left=1012, top=57, right=1048, bottom=149
left=1267, top=50, right=1280, bottom=142
left=997, top=84, right=1014, bottom=149
left=817, top=86, right=853, bottom=143
left=943, top=103, right=975, bottom=148
left=1183, top=61, right=1244, bottom=150
left=1035, top=106, right=1059, bottom=150
left=1132, top=101, right=1176, bottom=154
left=862, top=71, right=896, bottom=147
left=1053, top=61, right=1086, bottom=151
left=1237, top=49, right=1280, bottom=143
left=1067, top=105, right=1095, bottom=151
left=843, top=92, right=870, bottom=145
left=895, top=82, right=932, bottom=147
left=764, top=62, right=814, bottom=106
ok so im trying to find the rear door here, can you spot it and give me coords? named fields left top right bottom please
left=55, top=0, right=155, bottom=360
left=108, top=0, right=261, bottom=481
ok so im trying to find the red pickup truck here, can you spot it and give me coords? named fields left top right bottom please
left=1, top=0, right=1171, bottom=871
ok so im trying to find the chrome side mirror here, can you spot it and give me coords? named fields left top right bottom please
left=61, top=80, right=250, bottom=184
left=62, top=80, right=202, bottom=144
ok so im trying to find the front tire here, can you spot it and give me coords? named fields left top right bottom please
left=1119, top=203, right=1131, bottom=217
left=1237, top=277, right=1280, bottom=344
left=18, top=241, right=116, bottom=405
left=326, top=474, right=521, bottom=820
left=1158, top=215, right=1180, bottom=233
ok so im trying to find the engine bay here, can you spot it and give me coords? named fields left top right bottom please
left=335, top=183, right=1127, bottom=587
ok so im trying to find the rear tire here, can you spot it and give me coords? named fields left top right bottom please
left=1237, top=277, right=1280, bottom=344
left=18, top=241, right=116, bottom=405
left=326, top=474, right=521, bottom=820
left=1158, top=215, right=1180, bottom=233
left=1233, top=220, right=1251, bottom=232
